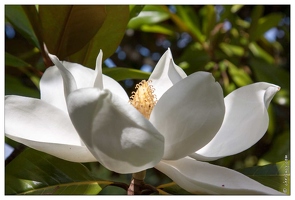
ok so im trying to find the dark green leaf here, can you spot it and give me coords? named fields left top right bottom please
left=248, top=5, right=264, bottom=41
left=5, top=5, right=40, bottom=48
left=238, top=161, right=290, bottom=194
left=5, top=52, right=31, bottom=68
left=103, top=67, right=150, bottom=81
left=22, top=6, right=43, bottom=50
left=5, top=148, right=112, bottom=194
left=69, top=5, right=129, bottom=68
left=176, top=43, right=210, bottom=75
left=5, top=75, right=39, bottom=98
left=249, top=57, right=290, bottom=90
left=262, top=131, right=290, bottom=163
left=39, top=5, right=107, bottom=59
left=250, top=13, right=283, bottom=42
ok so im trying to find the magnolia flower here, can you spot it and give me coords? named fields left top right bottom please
left=5, top=49, right=281, bottom=194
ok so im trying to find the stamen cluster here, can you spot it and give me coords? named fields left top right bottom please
left=129, top=80, right=157, bottom=119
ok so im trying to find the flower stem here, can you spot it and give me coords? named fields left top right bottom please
left=127, top=170, right=146, bottom=195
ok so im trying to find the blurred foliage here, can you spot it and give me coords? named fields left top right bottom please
left=5, top=5, right=290, bottom=194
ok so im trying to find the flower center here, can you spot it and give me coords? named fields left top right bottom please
left=129, top=80, right=157, bottom=119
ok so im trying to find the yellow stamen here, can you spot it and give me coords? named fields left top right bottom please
left=129, top=80, right=157, bottom=119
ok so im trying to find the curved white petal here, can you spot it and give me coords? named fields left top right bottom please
left=5, top=95, right=96, bottom=162
left=48, top=54, right=77, bottom=97
left=40, top=60, right=93, bottom=112
left=67, top=88, right=164, bottom=174
left=191, top=83, right=280, bottom=161
left=150, top=72, right=225, bottom=160
left=93, top=49, right=104, bottom=89
left=156, top=157, right=283, bottom=194
left=40, top=58, right=128, bottom=112
left=149, top=48, right=187, bottom=99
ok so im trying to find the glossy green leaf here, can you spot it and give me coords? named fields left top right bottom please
left=5, top=148, right=112, bottom=195
left=69, top=6, right=129, bottom=68
left=129, top=5, right=145, bottom=19
left=102, top=67, right=150, bottom=81
left=5, top=5, right=40, bottom=48
left=22, top=6, right=43, bottom=50
left=39, top=5, right=107, bottom=59
left=238, top=161, right=290, bottom=195
left=128, top=11, right=170, bottom=29
left=140, top=24, right=175, bottom=35
left=250, top=13, right=283, bottom=42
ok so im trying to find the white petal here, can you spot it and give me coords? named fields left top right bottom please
left=5, top=95, right=96, bottom=162
left=40, top=60, right=128, bottom=112
left=67, top=88, right=164, bottom=174
left=102, top=75, right=129, bottom=101
left=40, top=59, right=93, bottom=112
left=156, top=157, right=283, bottom=194
left=48, top=54, right=77, bottom=97
left=93, top=50, right=104, bottom=90
left=192, top=82, right=280, bottom=161
left=149, top=48, right=187, bottom=99
left=150, top=72, right=225, bottom=160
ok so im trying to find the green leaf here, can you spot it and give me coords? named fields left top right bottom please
left=102, top=67, right=150, bottom=81
left=140, top=24, right=175, bottom=35
left=176, top=43, right=210, bottom=75
left=238, top=161, right=290, bottom=194
left=248, top=5, right=264, bottom=41
left=69, top=5, right=129, bottom=68
left=250, top=13, right=283, bottom=42
left=231, top=5, right=244, bottom=13
left=5, top=148, right=112, bottom=195
left=200, top=5, right=216, bottom=40
left=175, top=5, right=205, bottom=43
left=262, top=131, right=290, bottom=163
left=223, top=60, right=253, bottom=87
left=22, top=5, right=43, bottom=50
left=249, top=42, right=275, bottom=63
left=129, top=5, right=145, bottom=19
left=39, top=5, right=107, bottom=59
left=219, top=43, right=245, bottom=57
left=5, top=5, right=40, bottom=48
left=128, top=11, right=170, bottom=29
left=249, top=57, right=290, bottom=90
left=5, top=75, right=39, bottom=98
left=5, top=52, right=31, bottom=68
